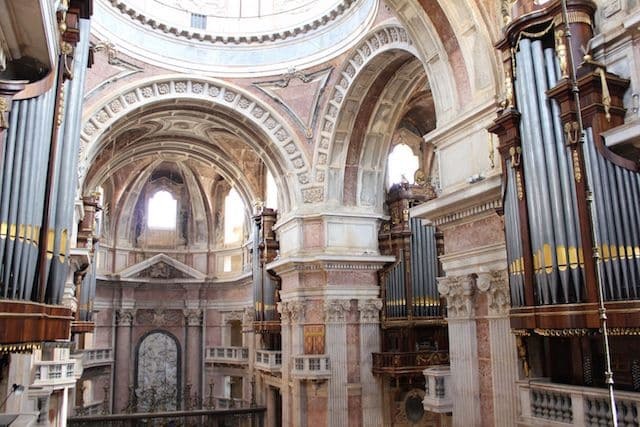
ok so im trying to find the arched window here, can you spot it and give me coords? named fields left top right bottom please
left=265, top=170, right=278, bottom=210
left=387, top=143, right=419, bottom=188
left=147, top=190, right=177, bottom=229
left=224, top=189, right=245, bottom=244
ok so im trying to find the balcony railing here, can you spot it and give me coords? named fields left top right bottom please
left=518, top=379, right=640, bottom=426
left=74, top=401, right=105, bottom=417
left=68, top=407, right=266, bottom=427
left=372, top=350, right=449, bottom=375
left=206, top=347, right=249, bottom=365
left=34, top=358, right=81, bottom=388
left=290, top=355, right=331, bottom=380
left=422, top=365, right=452, bottom=413
left=83, top=349, right=113, bottom=368
left=255, top=350, right=282, bottom=373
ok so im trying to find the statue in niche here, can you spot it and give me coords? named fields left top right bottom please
left=214, top=209, right=224, bottom=245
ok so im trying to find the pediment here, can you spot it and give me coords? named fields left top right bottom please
left=119, top=254, right=206, bottom=281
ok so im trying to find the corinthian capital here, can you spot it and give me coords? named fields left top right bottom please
left=476, top=270, right=510, bottom=316
left=358, top=299, right=383, bottom=323
left=437, top=274, right=476, bottom=319
left=324, top=299, right=351, bottom=323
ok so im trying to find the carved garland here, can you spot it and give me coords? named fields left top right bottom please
left=78, top=77, right=309, bottom=198
left=310, top=25, right=416, bottom=203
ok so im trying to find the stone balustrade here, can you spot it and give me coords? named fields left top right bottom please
left=206, top=347, right=249, bottom=365
left=83, top=349, right=113, bottom=367
left=422, top=365, right=452, bottom=413
left=34, top=358, right=82, bottom=388
left=255, top=350, right=282, bottom=373
left=518, top=379, right=640, bottom=426
left=290, top=355, right=331, bottom=380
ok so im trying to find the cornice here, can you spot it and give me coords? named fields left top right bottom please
left=267, top=254, right=395, bottom=275
left=410, top=173, right=502, bottom=227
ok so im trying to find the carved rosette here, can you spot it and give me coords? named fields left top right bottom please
left=183, top=309, right=203, bottom=327
left=437, top=275, right=476, bottom=319
left=324, top=299, right=351, bottom=323
left=476, top=270, right=510, bottom=316
left=116, top=309, right=135, bottom=327
left=358, top=299, right=383, bottom=323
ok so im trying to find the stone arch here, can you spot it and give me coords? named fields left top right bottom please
left=321, top=28, right=434, bottom=210
left=79, top=75, right=310, bottom=211
left=386, top=0, right=499, bottom=112
left=313, top=24, right=428, bottom=205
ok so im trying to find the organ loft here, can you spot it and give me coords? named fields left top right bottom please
left=1, top=0, right=640, bottom=426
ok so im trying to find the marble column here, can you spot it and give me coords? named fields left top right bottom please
left=276, top=301, right=292, bottom=427
left=358, top=298, right=383, bottom=427
left=114, top=308, right=134, bottom=413
left=289, top=300, right=306, bottom=427
left=477, top=270, right=519, bottom=427
left=324, top=299, right=350, bottom=427
left=183, top=308, right=203, bottom=404
left=438, top=275, right=481, bottom=427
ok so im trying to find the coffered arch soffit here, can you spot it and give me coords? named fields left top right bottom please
left=79, top=76, right=309, bottom=211
left=324, top=49, right=430, bottom=211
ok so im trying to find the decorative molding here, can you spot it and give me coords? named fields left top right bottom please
left=411, top=174, right=503, bottom=227
left=437, top=274, right=476, bottom=319
left=117, top=253, right=206, bottom=281
left=324, top=299, right=351, bottom=323
left=222, top=311, right=244, bottom=323
left=358, top=298, right=382, bottom=323
left=267, top=255, right=394, bottom=276
left=476, top=270, right=510, bottom=316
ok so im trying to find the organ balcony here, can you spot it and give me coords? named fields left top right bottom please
left=488, top=0, right=640, bottom=395
left=375, top=181, right=449, bottom=379
left=372, top=351, right=449, bottom=376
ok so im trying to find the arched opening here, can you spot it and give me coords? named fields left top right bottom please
left=224, top=189, right=245, bottom=245
left=136, top=331, right=180, bottom=412
left=387, top=143, right=420, bottom=188
left=147, top=190, right=177, bottom=230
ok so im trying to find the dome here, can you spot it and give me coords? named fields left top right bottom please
left=94, top=0, right=377, bottom=76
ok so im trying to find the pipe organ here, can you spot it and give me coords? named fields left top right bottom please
left=0, top=0, right=95, bottom=344
left=490, top=0, right=640, bottom=391
left=252, top=207, right=281, bottom=349
left=374, top=182, right=448, bottom=375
